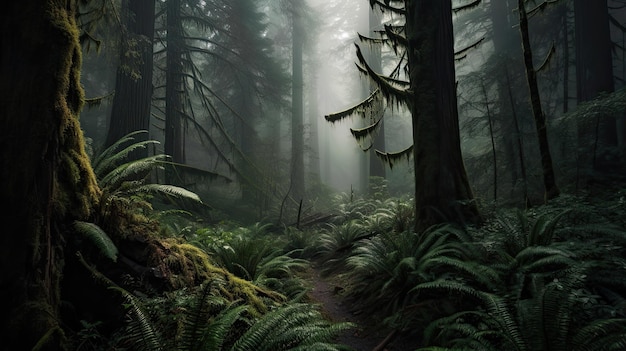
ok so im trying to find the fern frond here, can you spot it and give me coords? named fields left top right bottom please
left=196, top=304, right=249, bottom=351
left=134, top=184, right=203, bottom=204
left=99, top=154, right=169, bottom=189
left=73, top=221, right=118, bottom=262
left=109, top=286, right=163, bottom=351
left=513, top=246, right=574, bottom=273
left=92, top=130, right=148, bottom=167
left=412, top=280, right=485, bottom=304
left=231, top=303, right=353, bottom=351
left=572, top=318, right=626, bottom=351
left=528, top=210, right=571, bottom=246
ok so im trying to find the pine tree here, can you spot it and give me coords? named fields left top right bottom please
left=326, top=0, right=481, bottom=232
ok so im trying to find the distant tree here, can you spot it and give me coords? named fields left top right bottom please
left=150, top=0, right=291, bottom=214
left=517, top=0, right=560, bottom=200
left=291, top=1, right=306, bottom=202
left=326, top=0, right=482, bottom=232
left=104, top=0, right=156, bottom=160
left=367, top=7, right=386, bottom=181
left=489, top=0, right=530, bottom=205
left=0, top=1, right=101, bottom=348
left=210, top=0, right=290, bottom=204
left=164, top=0, right=185, bottom=169
left=574, top=0, right=618, bottom=172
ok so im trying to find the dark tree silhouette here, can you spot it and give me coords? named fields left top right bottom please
left=104, top=0, right=156, bottom=159
left=0, top=1, right=100, bottom=348
left=517, top=0, right=560, bottom=200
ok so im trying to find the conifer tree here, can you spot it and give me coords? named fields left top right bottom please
left=326, top=0, right=482, bottom=231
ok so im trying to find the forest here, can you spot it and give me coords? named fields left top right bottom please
left=1, top=0, right=626, bottom=350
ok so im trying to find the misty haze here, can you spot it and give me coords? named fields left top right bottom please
left=2, top=1, right=626, bottom=350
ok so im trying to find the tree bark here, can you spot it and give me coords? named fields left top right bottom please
left=518, top=0, right=560, bottom=200
left=368, top=6, right=386, bottom=181
left=165, top=0, right=185, bottom=168
left=104, top=0, right=156, bottom=158
left=574, top=0, right=617, bottom=172
left=405, top=0, right=480, bottom=232
left=0, top=1, right=100, bottom=349
left=291, top=5, right=305, bottom=202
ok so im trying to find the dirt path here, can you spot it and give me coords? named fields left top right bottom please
left=306, top=266, right=415, bottom=351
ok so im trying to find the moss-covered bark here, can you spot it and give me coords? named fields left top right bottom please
left=0, top=1, right=100, bottom=349
left=405, top=0, right=481, bottom=231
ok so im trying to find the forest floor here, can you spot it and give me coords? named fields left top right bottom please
left=305, top=264, right=416, bottom=351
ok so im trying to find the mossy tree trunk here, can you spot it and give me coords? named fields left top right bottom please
left=104, top=0, right=156, bottom=158
left=405, top=0, right=481, bottom=232
left=0, top=1, right=100, bottom=349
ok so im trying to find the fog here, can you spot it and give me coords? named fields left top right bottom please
left=78, top=0, right=626, bottom=221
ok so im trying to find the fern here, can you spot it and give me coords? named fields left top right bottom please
left=134, top=184, right=203, bottom=203
left=230, top=303, right=353, bottom=351
left=417, top=270, right=626, bottom=351
left=92, top=130, right=155, bottom=176
left=109, top=286, right=163, bottom=351
left=73, top=221, right=119, bottom=262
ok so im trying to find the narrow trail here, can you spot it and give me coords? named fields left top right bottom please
left=305, top=265, right=415, bottom=351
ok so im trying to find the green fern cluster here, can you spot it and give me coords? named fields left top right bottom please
left=191, top=222, right=310, bottom=300
left=309, top=195, right=626, bottom=350
left=411, top=208, right=626, bottom=350
left=116, top=281, right=354, bottom=351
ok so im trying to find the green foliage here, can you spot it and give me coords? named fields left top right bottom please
left=115, top=282, right=352, bottom=351
left=176, top=281, right=246, bottom=351
left=344, top=224, right=486, bottom=326
left=190, top=223, right=310, bottom=300
left=230, top=303, right=354, bottom=351
left=417, top=273, right=626, bottom=351
left=111, top=286, right=163, bottom=351
left=317, top=220, right=372, bottom=276
left=92, top=130, right=203, bottom=206
left=73, top=220, right=119, bottom=262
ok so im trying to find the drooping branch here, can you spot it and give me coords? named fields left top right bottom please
left=454, top=37, right=485, bottom=61
left=536, top=41, right=556, bottom=72
left=375, top=144, right=413, bottom=170
left=325, top=89, right=381, bottom=123
left=609, top=14, right=626, bottom=32
left=452, top=0, right=482, bottom=13
left=368, top=0, right=406, bottom=16
left=358, top=32, right=387, bottom=46
left=383, top=24, right=408, bottom=54
left=527, top=0, right=561, bottom=18
left=354, top=44, right=410, bottom=105
left=355, top=63, right=410, bottom=89
left=350, top=117, right=382, bottom=143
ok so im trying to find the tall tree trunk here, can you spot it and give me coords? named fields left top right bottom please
left=368, top=6, right=386, bottom=181
left=562, top=2, right=570, bottom=114
left=505, top=65, right=530, bottom=207
left=490, top=0, right=529, bottom=205
left=574, top=0, right=617, bottom=172
left=307, top=66, right=321, bottom=186
left=480, top=80, right=498, bottom=202
left=165, top=0, right=185, bottom=169
left=291, top=6, right=305, bottom=202
left=104, top=0, right=155, bottom=157
left=518, top=0, right=560, bottom=200
left=406, top=0, right=480, bottom=232
left=0, top=1, right=100, bottom=349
